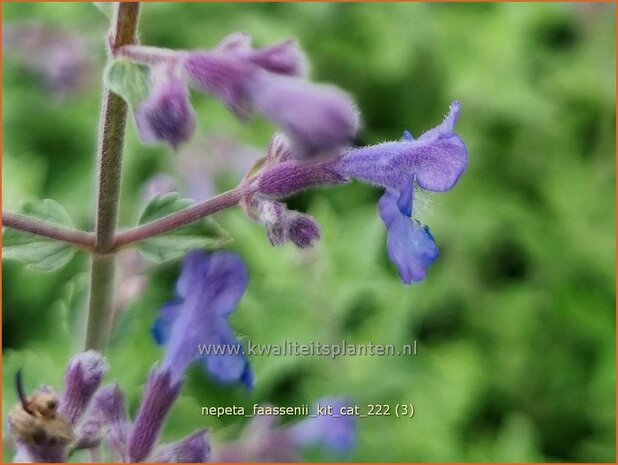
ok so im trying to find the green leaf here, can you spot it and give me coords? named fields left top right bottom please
left=137, top=193, right=232, bottom=263
left=104, top=58, right=151, bottom=107
left=2, top=199, right=77, bottom=272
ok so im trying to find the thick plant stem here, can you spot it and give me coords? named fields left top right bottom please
left=85, top=255, right=116, bottom=351
left=85, top=2, right=140, bottom=352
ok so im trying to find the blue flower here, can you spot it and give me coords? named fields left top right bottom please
left=291, top=397, right=356, bottom=454
left=152, top=251, right=253, bottom=389
left=334, top=101, right=467, bottom=283
left=378, top=179, right=439, bottom=283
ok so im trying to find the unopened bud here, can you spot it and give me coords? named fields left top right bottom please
left=60, top=351, right=108, bottom=425
left=287, top=214, right=321, bottom=248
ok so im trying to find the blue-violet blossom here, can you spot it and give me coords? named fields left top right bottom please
left=334, top=101, right=467, bottom=283
left=253, top=101, right=467, bottom=283
left=152, top=251, right=253, bottom=389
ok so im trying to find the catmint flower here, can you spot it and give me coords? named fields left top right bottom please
left=152, top=251, right=253, bottom=388
left=291, top=397, right=356, bottom=454
left=182, top=34, right=358, bottom=158
left=335, top=101, right=467, bottom=192
left=150, top=430, right=211, bottom=463
left=128, top=367, right=182, bottom=462
left=59, top=351, right=108, bottom=425
left=334, top=101, right=467, bottom=283
left=135, top=64, right=196, bottom=149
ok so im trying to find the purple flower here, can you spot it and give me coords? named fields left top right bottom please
left=74, top=384, right=129, bottom=457
left=182, top=34, right=358, bottom=158
left=152, top=251, right=253, bottom=388
left=150, top=430, right=211, bottom=463
left=335, top=101, right=466, bottom=192
left=334, top=101, right=467, bottom=283
left=128, top=367, right=182, bottom=462
left=135, top=65, right=196, bottom=149
left=59, top=351, right=108, bottom=425
left=291, top=398, right=356, bottom=454
left=287, top=214, right=321, bottom=248
left=4, top=24, right=94, bottom=98
left=247, top=73, right=359, bottom=158
left=378, top=180, right=439, bottom=283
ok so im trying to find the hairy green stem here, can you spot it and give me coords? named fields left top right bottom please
left=114, top=186, right=245, bottom=248
left=85, top=2, right=140, bottom=352
left=2, top=211, right=95, bottom=249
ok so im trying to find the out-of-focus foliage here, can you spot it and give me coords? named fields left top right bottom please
left=2, top=2, right=615, bottom=462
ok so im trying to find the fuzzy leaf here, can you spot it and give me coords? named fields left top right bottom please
left=104, top=58, right=151, bottom=107
left=137, top=193, right=232, bottom=263
left=2, top=199, right=77, bottom=272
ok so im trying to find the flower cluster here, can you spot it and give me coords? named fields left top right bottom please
left=8, top=351, right=210, bottom=463
left=116, top=33, right=359, bottom=157
left=6, top=25, right=469, bottom=463
left=116, top=32, right=467, bottom=283
left=9, top=354, right=355, bottom=462
left=249, top=101, right=467, bottom=283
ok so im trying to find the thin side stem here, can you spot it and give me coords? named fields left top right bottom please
left=2, top=211, right=95, bottom=249
left=114, top=186, right=244, bottom=248
left=85, top=2, right=140, bottom=352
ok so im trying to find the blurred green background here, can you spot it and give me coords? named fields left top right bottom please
left=2, top=2, right=616, bottom=462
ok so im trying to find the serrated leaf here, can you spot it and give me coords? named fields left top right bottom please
left=2, top=199, right=77, bottom=272
left=104, top=58, right=151, bottom=107
left=137, top=193, right=232, bottom=263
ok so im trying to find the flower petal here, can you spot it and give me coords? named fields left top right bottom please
left=379, top=190, right=439, bottom=284
left=248, top=39, right=308, bottom=77
left=161, top=252, right=251, bottom=387
left=202, top=320, right=253, bottom=389
left=249, top=73, right=359, bottom=158
left=182, top=51, right=254, bottom=118
left=335, top=101, right=467, bottom=192
left=151, top=301, right=182, bottom=346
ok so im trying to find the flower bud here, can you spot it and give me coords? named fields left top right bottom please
left=151, top=430, right=211, bottom=463
left=128, top=367, right=182, bottom=462
left=248, top=39, right=307, bottom=77
left=287, top=214, right=321, bottom=249
left=135, top=66, right=196, bottom=149
left=75, top=384, right=129, bottom=457
left=59, top=351, right=108, bottom=425
left=249, top=73, right=359, bottom=158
